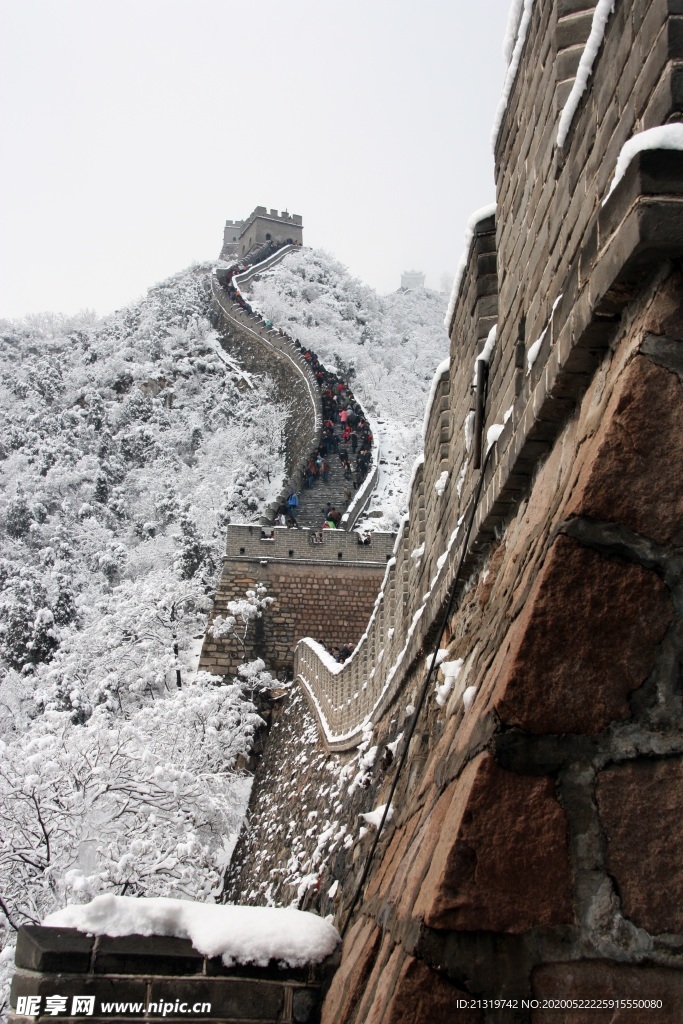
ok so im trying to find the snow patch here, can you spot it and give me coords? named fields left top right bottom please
left=603, top=124, right=683, bottom=203
left=464, top=411, right=475, bottom=454
left=359, top=803, right=393, bottom=829
left=463, top=685, right=478, bottom=712
left=422, top=358, right=451, bottom=440
left=557, top=0, right=616, bottom=148
left=45, top=895, right=339, bottom=967
left=444, top=206, right=497, bottom=331
left=492, top=0, right=536, bottom=149
left=435, top=658, right=464, bottom=707
left=486, top=423, right=504, bottom=452
left=434, top=470, right=449, bottom=497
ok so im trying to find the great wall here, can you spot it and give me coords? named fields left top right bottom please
left=8, top=1, right=683, bottom=1021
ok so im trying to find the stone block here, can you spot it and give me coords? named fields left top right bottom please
left=532, top=961, right=683, bottom=1022
left=293, top=986, right=319, bottom=1023
left=416, top=754, right=573, bottom=933
left=492, top=535, right=672, bottom=735
left=366, top=956, right=484, bottom=1024
left=94, top=934, right=204, bottom=976
left=320, top=917, right=380, bottom=1024
left=356, top=942, right=405, bottom=1024
left=10, top=972, right=148, bottom=1011
left=564, top=354, right=683, bottom=545
left=14, top=927, right=93, bottom=974
left=146, top=977, right=283, bottom=1020
left=556, top=11, right=594, bottom=50
left=596, top=758, right=683, bottom=934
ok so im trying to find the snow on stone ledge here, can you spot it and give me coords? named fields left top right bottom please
left=486, top=423, right=504, bottom=453
left=603, top=124, right=683, bottom=204
left=444, top=205, right=497, bottom=332
left=421, top=357, right=451, bottom=440
left=556, top=0, right=615, bottom=149
left=44, top=895, right=339, bottom=968
left=491, top=0, right=536, bottom=150
left=359, top=803, right=393, bottom=829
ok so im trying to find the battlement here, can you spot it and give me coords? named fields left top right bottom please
left=246, top=206, right=303, bottom=226
left=220, top=209, right=303, bottom=260
left=224, top=523, right=394, bottom=564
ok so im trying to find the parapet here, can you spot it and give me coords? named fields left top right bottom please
left=225, top=523, right=395, bottom=565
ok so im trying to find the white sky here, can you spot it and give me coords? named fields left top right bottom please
left=0, top=0, right=512, bottom=319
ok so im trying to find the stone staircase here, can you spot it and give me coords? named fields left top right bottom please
left=293, top=436, right=361, bottom=529
left=214, top=248, right=374, bottom=531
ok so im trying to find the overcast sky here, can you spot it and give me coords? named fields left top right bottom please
left=1, top=0, right=512, bottom=319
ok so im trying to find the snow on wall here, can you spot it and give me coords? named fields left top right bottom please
left=491, top=0, right=536, bottom=150
left=421, top=357, right=450, bottom=440
left=444, top=205, right=497, bottom=332
left=603, top=124, right=683, bottom=203
left=556, top=0, right=616, bottom=148
left=45, top=894, right=339, bottom=968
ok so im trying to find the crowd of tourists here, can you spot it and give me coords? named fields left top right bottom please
left=220, top=251, right=374, bottom=531
left=297, top=342, right=373, bottom=512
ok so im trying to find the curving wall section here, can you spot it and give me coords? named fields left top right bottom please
left=294, top=0, right=683, bottom=753
left=211, top=247, right=322, bottom=516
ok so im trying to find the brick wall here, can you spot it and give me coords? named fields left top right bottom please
left=9, top=926, right=335, bottom=1024
left=199, top=527, right=395, bottom=677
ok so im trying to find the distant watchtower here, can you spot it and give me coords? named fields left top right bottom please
left=221, top=219, right=244, bottom=258
left=220, top=207, right=304, bottom=261
left=401, top=270, right=425, bottom=290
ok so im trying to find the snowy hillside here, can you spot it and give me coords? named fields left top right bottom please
left=246, top=249, right=449, bottom=531
left=0, top=250, right=447, bottom=1012
left=0, top=265, right=285, bottom=1009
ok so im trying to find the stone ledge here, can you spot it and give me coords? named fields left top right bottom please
left=9, top=927, right=336, bottom=1024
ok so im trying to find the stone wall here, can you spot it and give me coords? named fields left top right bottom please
left=199, top=526, right=394, bottom=678
left=210, top=271, right=321, bottom=508
left=8, top=926, right=335, bottom=1024
left=238, top=207, right=303, bottom=257
left=292, top=0, right=683, bottom=748
left=223, top=1, right=683, bottom=1020
left=315, top=285, right=682, bottom=1022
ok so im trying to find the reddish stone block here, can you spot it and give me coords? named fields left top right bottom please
left=320, top=916, right=380, bottom=1024
left=365, top=956, right=484, bottom=1024
left=395, top=787, right=457, bottom=923
left=532, top=960, right=683, bottom=1023
left=416, top=754, right=573, bottom=933
left=492, top=536, right=672, bottom=735
left=365, top=806, right=421, bottom=902
left=347, top=933, right=401, bottom=1024
left=596, top=758, right=683, bottom=935
left=565, top=355, right=683, bottom=546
